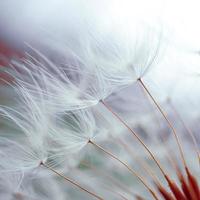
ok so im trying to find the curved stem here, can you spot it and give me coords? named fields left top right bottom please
left=169, top=99, right=200, bottom=166
left=115, top=136, right=161, bottom=185
left=41, top=162, right=104, bottom=200
left=138, top=78, right=187, bottom=170
left=89, top=140, right=159, bottom=200
left=100, top=100, right=167, bottom=178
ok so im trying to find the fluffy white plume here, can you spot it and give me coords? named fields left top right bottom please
left=0, top=137, right=46, bottom=172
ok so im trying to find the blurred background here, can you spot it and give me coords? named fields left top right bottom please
left=0, top=0, right=199, bottom=199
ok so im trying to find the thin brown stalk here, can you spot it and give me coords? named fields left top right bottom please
left=89, top=140, right=159, bottom=200
left=100, top=100, right=167, bottom=178
left=168, top=99, right=200, bottom=165
left=161, top=153, right=199, bottom=200
left=157, top=184, right=176, bottom=200
left=178, top=170, right=198, bottom=200
left=165, top=175, right=187, bottom=200
left=113, top=135, right=161, bottom=185
left=142, top=91, right=180, bottom=177
left=100, top=95, right=191, bottom=199
left=185, top=167, right=200, bottom=199
left=138, top=78, right=187, bottom=170
left=41, top=162, right=104, bottom=200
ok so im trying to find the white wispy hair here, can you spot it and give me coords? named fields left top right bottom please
left=0, top=137, right=46, bottom=172
left=0, top=110, right=88, bottom=172
left=10, top=48, right=98, bottom=112
left=80, top=22, right=163, bottom=85
left=44, top=109, right=107, bottom=167
left=0, top=71, right=107, bottom=169
left=10, top=45, right=131, bottom=112
left=0, top=81, right=52, bottom=151
left=5, top=14, right=163, bottom=115
left=24, top=23, right=163, bottom=114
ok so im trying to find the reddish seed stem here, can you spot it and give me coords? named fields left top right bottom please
left=178, top=172, right=198, bottom=200
left=157, top=184, right=176, bottom=200
left=89, top=140, right=159, bottom=200
left=114, top=135, right=161, bottom=185
left=169, top=100, right=200, bottom=166
left=165, top=173, right=187, bottom=200
left=100, top=100, right=167, bottom=178
left=185, top=167, right=200, bottom=199
left=100, top=91, right=195, bottom=200
left=138, top=78, right=187, bottom=171
left=41, top=162, right=104, bottom=200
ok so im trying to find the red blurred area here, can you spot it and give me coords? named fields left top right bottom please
left=0, top=41, right=22, bottom=84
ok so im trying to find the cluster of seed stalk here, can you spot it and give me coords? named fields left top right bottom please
left=32, top=77, right=199, bottom=200
left=1, top=42, right=199, bottom=200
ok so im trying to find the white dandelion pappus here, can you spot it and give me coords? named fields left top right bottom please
left=0, top=82, right=52, bottom=172
left=0, top=137, right=47, bottom=173
left=0, top=83, right=52, bottom=153
left=7, top=18, right=162, bottom=116
left=0, top=76, right=105, bottom=199
left=6, top=29, right=170, bottom=196
left=0, top=80, right=105, bottom=169
left=10, top=44, right=131, bottom=113
left=45, top=109, right=108, bottom=168
left=67, top=7, right=164, bottom=92
left=10, top=48, right=98, bottom=111
left=3, top=73, right=157, bottom=199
